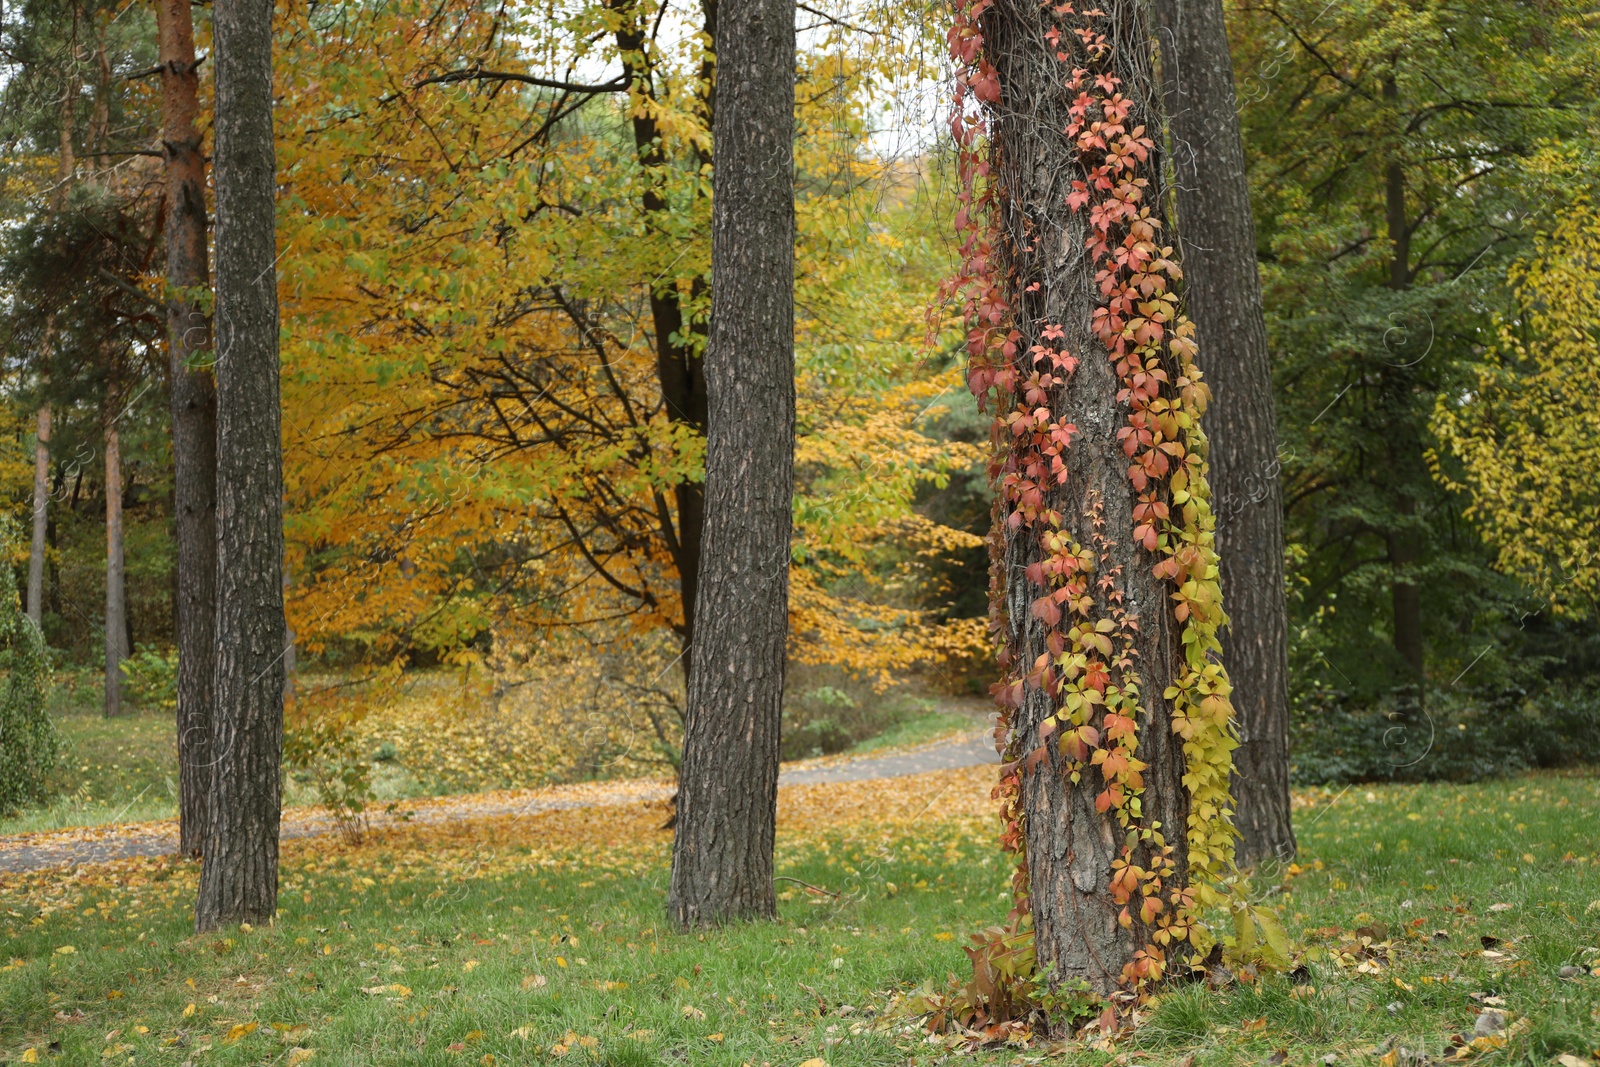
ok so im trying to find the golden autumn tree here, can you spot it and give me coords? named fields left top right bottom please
left=1433, top=160, right=1600, bottom=614
left=270, top=0, right=984, bottom=686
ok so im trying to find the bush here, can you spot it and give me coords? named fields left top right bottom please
left=0, top=519, right=56, bottom=814
left=1290, top=682, right=1600, bottom=784
left=120, top=644, right=178, bottom=709
left=779, top=665, right=934, bottom=760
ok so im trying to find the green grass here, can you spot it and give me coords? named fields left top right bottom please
left=4, top=771, right=1600, bottom=1064
left=846, top=709, right=981, bottom=754
left=0, top=683, right=181, bottom=836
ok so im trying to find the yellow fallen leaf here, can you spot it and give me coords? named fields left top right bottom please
left=481, top=1056, right=495, bottom=1066
left=463, top=960, right=479, bottom=972
left=287, top=1049, right=316, bottom=1067
left=106, top=990, right=124, bottom=999
left=133, top=1027, right=148, bottom=1035
left=185, top=978, right=196, bottom=990
left=20, top=1049, right=38, bottom=1063
left=681, top=1005, right=706, bottom=1020
left=707, top=1033, right=724, bottom=1042
left=577, top=1036, right=598, bottom=1049
left=933, top=932, right=954, bottom=942
left=223, top=1023, right=259, bottom=1043
left=463, top=1031, right=484, bottom=1043
left=182, top=1003, right=196, bottom=1018
left=54, top=946, right=75, bottom=955
left=508, top=1027, right=534, bottom=1040
left=555, top=957, right=567, bottom=968
left=798, top=1060, right=830, bottom=1067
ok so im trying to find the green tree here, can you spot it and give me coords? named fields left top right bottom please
left=1230, top=0, right=1599, bottom=701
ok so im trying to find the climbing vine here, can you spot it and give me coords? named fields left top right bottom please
left=940, top=0, right=1253, bottom=1001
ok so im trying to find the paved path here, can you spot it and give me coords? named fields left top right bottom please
left=0, top=712, right=999, bottom=875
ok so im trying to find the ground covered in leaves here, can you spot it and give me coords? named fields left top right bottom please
left=4, top=767, right=1600, bottom=1065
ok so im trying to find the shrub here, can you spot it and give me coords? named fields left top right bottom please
left=120, top=643, right=178, bottom=709
left=1290, top=682, right=1600, bottom=784
left=0, top=518, right=55, bottom=813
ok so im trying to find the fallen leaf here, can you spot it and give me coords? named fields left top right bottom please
left=681, top=1005, right=706, bottom=1020
left=520, top=974, right=547, bottom=990
left=287, top=1049, right=316, bottom=1067
left=20, top=1050, right=38, bottom=1063
left=1487, top=903, right=1513, bottom=913
left=53, top=946, right=75, bottom=955
left=182, top=1003, right=196, bottom=1018
left=222, top=1023, right=259, bottom=1044
left=1554, top=1057, right=1587, bottom=1067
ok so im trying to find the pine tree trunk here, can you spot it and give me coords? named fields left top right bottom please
left=157, top=0, right=219, bottom=861
left=666, top=0, right=795, bottom=928
left=27, top=406, right=50, bottom=627
left=104, top=422, right=125, bottom=719
left=195, top=0, right=286, bottom=933
left=1153, top=0, right=1294, bottom=865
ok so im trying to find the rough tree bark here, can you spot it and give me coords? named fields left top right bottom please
left=1153, top=0, right=1294, bottom=865
left=195, top=0, right=286, bottom=933
left=27, top=407, right=50, bottom=626
left=666, top=0, right=795, bottom=928
left=156, top=0, right=219, bottom=860
left=103, top=418, right=125, bottom=719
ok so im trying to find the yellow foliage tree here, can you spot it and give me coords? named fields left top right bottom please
left=1433, top=179, right=1600, bottom=613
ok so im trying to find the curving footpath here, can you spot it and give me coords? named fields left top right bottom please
left=0, top=717, right=999, bottom=874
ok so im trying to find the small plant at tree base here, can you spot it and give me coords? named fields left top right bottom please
left=0, top=516, right=56, bottom=814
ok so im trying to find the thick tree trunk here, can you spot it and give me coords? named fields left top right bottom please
left=666, top=0, right=795, bottom=928
left=1153, top=0, right=1294, bottom=865
left=27, top=406, right=50, bottom=627
left=195, top=0, right=286, bottom=933
left=157, top=0, right=219, bottom=861
left=104, top=422, right=125, bottom=718
left=979, top=0, right=1229, bottom=1000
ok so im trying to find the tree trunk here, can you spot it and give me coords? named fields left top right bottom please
left=195, top=0, right=286, bottom=933
left=1380, top=71, right=1425, bottom=688
left=1153, top=0, right=1294, bottom=865
left=157, top=0, right=219, bottom=861
left=975, top=0, right=1237, bottom=1001
left=104, top=421, right=125, bottom=718
left=666, top=0, right=795, bottom=928
left=27, top=406, right=51, bottom=627
left=610, top=0, right=712, bottom=677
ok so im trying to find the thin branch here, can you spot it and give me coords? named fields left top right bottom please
left=413, top=67, right=629, bottom=94
left=796, top=1, right=873, bottom=34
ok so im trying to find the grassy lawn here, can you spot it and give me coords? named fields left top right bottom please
left=4, top=767, right=1600, bottom=1065
left=2, top=688, right=181, bottom=836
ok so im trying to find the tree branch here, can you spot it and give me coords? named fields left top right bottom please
left=413, top=67, right=629, bottom=94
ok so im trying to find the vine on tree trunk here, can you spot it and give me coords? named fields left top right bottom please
left=931, top=0, right=1283, bottom=1012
